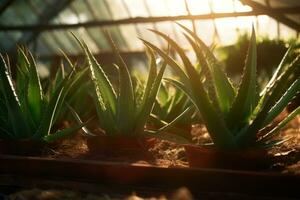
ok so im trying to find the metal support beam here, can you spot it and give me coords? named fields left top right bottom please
left=1, top=6, right=299, bottom=32
left=0, top=11, right=268, bottom=31
left=241, top=0, right=300, bottom=31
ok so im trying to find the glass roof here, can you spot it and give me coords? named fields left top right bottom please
left=0, top=0, right=299, bottom=56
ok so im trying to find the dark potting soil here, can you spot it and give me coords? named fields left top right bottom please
left=26, top=110, right=300, bottom=172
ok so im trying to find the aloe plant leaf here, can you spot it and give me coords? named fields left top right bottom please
left=164, top=78, right=194, bottom=103
left=106, top=33, right=135, bottom=135
left=258, top=137, right=291, bottom=149
left=0, top=54, right=29, bottom=138
left=260, top=46, right=293, bottom=96
left=227, top=27, right=257, bottom=126
left=43, top=118, right=92, bottom=142
left=263, top=78, right=300, bottom=125
left=72, top=34, right=117, bottom=116
left=115, top=63, right=136, bottom=135
left=34, top=67, right=82, bottom=139
left=260, top=106, right=300, bottom=142
left=34, top=81, right=65, bottom=138
left=52, top=62, right=65, bottom=93
left=140, top=47, right=158, bottom=109
left=0, top=126, right=13, bottom=139
left=66, top=103, right=95, bottom=136
left=149, top=113, right=192, bottom=140
left=135, top=61, right=167, bottom=135
left=16, top=48, right=30, bottom=108
left=236, top=53, right=300, bottom=146
left=26, top=51, right=44, bottom=125
left=158, top=82, right=169, bottom=104
left=144, top=130, right=190, bottom=144
left=15, top=53, right=37, bottom=132
left=150, top=30, right=237, bottom=148
left=157, top=106, right=193, bottom=133
left=140, top=39, right=190, bottom=86
left=59, top=49, right=77, bottom=72
left=52, top=67, right=89, bottom=124
left=179, top=25, right=236, bottom=113
left=260, top=55, right=300, bottom=114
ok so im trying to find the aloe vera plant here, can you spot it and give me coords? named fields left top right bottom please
left=142, top=24, right=300, bottom=150
left=0, top=48, right=89, bottom=142
left=74, top=35, right=191, bottom=143
left=47, top=60, right=94, bottom=123
left=149, top=82, right=198, bottom=139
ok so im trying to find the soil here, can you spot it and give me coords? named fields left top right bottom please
left=1, top=110, right=300, bottom=200
left=39, top=110, right=300, bottom=172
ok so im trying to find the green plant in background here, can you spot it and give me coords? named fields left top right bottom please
left=0, top=48, right=89, bottom=142
left=74, top=34, right=191, bottom=143
left=142, top=24, right=300, bottom=150
left=220, top=33, right=299, bottom=76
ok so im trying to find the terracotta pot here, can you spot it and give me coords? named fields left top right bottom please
left=0, top=139, right=46, bottom=156
left=184, top=145, right=271, bottom=170
left=86, top=135, right=156, bottom=155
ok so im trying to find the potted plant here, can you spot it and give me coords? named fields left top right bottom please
left=150, top=82, right=198, bottom=140
left=0, top=48, right=89, bottom=155
left=73, top=34, right=190, bottom=155
left=142, top=24, right=300, bottom=170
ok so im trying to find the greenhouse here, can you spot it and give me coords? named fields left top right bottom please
left=0, top=0, right=299, bottom=199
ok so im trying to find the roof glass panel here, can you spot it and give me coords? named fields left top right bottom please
left=136, top=23, right=162, bottom=47
left=105, top=0, right=130, bottom=19
left=122, top=0, right=149, bottom=17
left=105, top=26, right=128, bottom=49
left=12, top=1, right=38, bottom=24
left=195, top=20, right=215, bottom=45
left=186, top=0, right=211, bottom=15
left=54, top=8, right=81, bottom=24
left=211, top=0, right=235, bottom=13
left=51, top=31, right=79, bottom=54
left=165, top=0, right=187, bottom=16
left=70, top=1, right=94, bottom=22
left=257, top=15, right=278, bottom=39
left=70, top=28, right=100, bottom=54
left=144, top=0, right=169, bottom=16
left=215, top=17, right=239, bottom=45
left=0, top=0, right=298, bottom=56
left=85, top=0, right=112, bottom=20
left=30, top=0, right=48, bottom=11
left=279, top=23, right=297, bottom=40
left=7, top=31, right=22, bottom=41
left=1, top=1, right=37, bottom=25
left=0, top=33, right=14, bottom=51
left=34, top=38, right=52, bottom=56
left=85, top=28, right=111, bottom=50
left=118, top=24, right=143, bottom=50
left=0, top=7, right=22, bottom=25
left=234, top=16, right=256, bottom=33
left=39, top=33, right=63, bottom=54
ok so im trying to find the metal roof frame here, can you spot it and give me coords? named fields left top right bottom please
left=0, top=0, right=299, bottom=56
